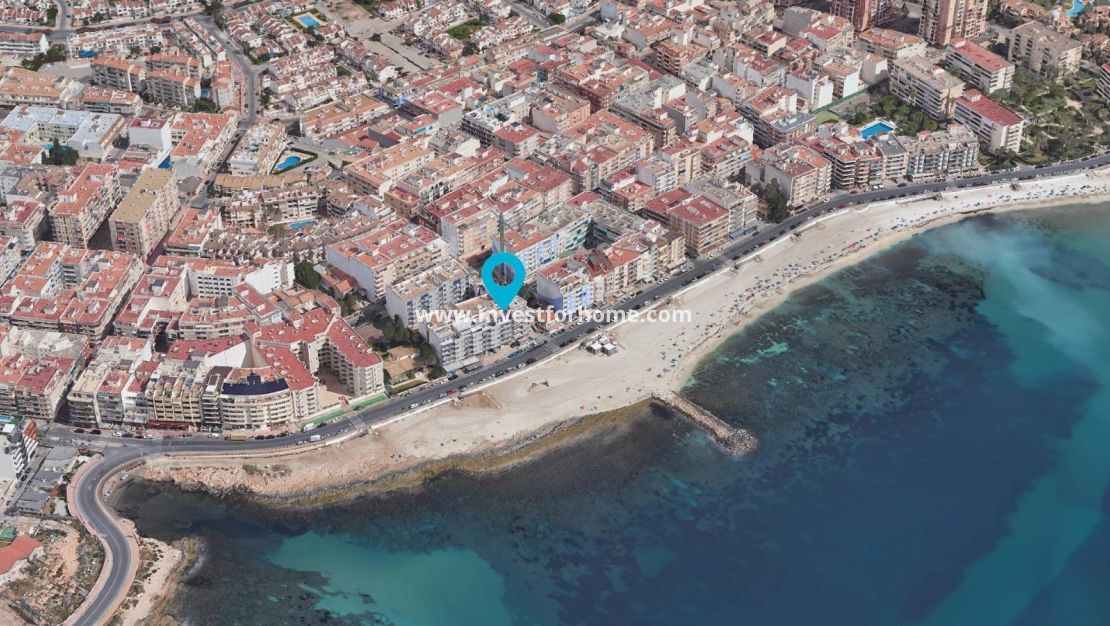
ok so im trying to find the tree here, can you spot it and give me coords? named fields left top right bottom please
left=45, top=45, right=65, bottom=63
left=154, top=329, right=170, bottom=353
left=193, top=97, right=219, bottom=113
left=294, top=259, right=321, bottom=289
left=42, top=140, right=79, bottom=166
left=45, top=5, right=57, bottom=24
left=549, top=12, right=565, bottom=24
left=761, top=180, right=790, bottom=223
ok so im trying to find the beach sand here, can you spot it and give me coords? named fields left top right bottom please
left=137, top=169, right=1110, bottom=502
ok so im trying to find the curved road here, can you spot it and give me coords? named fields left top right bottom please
left=67, top=154, right=1110, bottom=625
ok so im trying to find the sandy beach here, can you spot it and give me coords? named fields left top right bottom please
left=137, top=168, right=1110, bottom=501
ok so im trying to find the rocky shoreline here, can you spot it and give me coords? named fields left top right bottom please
left=137, top=399, right=665, bottom=511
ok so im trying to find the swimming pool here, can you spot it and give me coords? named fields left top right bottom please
left=294, top=13, right=321, bottom=29
left=274, top=155, right=303, bottom=172
left=1068, top=0, right=1088, bottom=18
left=860, top=121, right=895, bottom=140
left=288, top=220, right=317, bottom=230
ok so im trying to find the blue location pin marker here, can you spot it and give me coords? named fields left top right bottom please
left=481, top=252, right=525, bottom=311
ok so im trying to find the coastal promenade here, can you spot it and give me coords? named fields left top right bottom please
left=64, top=154, right=1110, bottom=626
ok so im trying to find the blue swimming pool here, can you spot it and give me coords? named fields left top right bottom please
left=288, top=220, right=317, bottom=230
left=1068, top=0, right=1088, bottom=18
left=860, top=121, right=895, bottom=140
left=274, top=155, right=303, bottom=172
left=295, top=13, right=321, bottom=29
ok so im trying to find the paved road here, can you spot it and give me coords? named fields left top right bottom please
left=65, top=153, right=1110, bottom=626
left=193, top=14, right=261, bottom=126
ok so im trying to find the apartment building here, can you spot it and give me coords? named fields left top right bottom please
left=946, top=40, right=1015, bottom=93
left=0, top=199, right=45, bottom=251
left=610, top=76, right=685, bottom=150
left=748, top=143, right=833, bottom=207
left=900, top=123, right=980, bottom=180
left=889, top=56, right=965, bottom=120
left=66, top=336, right=154, bottom=427
left=530, top=87, right=591, bottom=134
left=0, top=32, right=48, bottom=57
left=422, top=296, right=526, bottom=373
left=0, top=67, right=83, bottom=108
left=91, top=57, right=146, bottom=92
left=533, top=111, right=654, bottom=191
left=145, top=70, right=201, bottom=109
left=66, top=23, right=165, bottom=57
left=299, top=92, right=389, bottom=140
left=642, top=189, right=730, bottom=258
left=1007, top=22, right=1081, bottom=81
left=50, top=163, right=121, bottom=248
left=166, top=112, right=239, bottom=180
left=1, top=106, right=124, bottom=161
left=227, top=122, right=287, bottom=176
left=385, top=260, right=471, bottom=327
left=1100, top=64, right=1110, bottom=102
left=325, top=221, right=449, bottom=299
left=919, top=0, right=988, bottom=46
left=0, top=326, right=88, bottom=425
left=855, top=28, right=927, bottom=61
left=828, top=0, right=891, bottom=31
left=109, top=168, right=179, bottom=259
left=146, top=53, right=204, bottom=80
left=1, top=243, right=143, bottom=338
left=343, top=142, right=435, bottom=195
left=739, top=86, right=815, bottom=148
left=954, top=90, right=1024, bottom=154
left=80, top=87, right=143, bottom=116
left=805, top=124, right=885, bottom=190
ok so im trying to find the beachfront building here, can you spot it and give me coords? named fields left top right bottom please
left=889, top=56, right=965, bottom=121
left=805, top=124, right=886, bottom=190
left=422, top=296, right=527, bottom=372
left=641, top=189, right=730, bottom=258
left=747, top=143, right=833, bottom=207
left=899, top=123, right=980, bottom=180
left=954, top=90, right=1024, bottom=154
left=1006, top=22, right=1081, bottom=82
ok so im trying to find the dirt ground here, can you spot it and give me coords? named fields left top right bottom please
left=0, top=521, right=102, bottom=626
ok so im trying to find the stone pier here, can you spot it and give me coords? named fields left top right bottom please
left=652, top=391, right=758, bottom=456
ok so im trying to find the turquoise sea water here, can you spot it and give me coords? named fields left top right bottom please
left=114, top=204, right=1110, bottom=625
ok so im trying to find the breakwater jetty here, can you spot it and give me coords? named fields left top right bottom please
left=652, top=391, right=758, bottom=455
